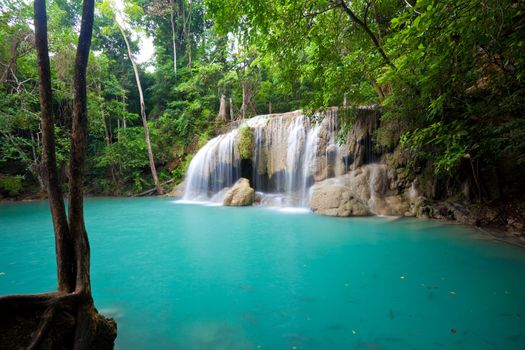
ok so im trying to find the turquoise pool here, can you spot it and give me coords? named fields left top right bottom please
left=1, top=198, right=524, bottom=349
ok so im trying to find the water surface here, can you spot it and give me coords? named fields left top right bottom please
left=1, top=198, right=525, bottom=349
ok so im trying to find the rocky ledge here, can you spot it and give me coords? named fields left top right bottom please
left=309, top=164, right=418, bottom=217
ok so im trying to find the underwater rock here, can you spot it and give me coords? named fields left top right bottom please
left=223, top=178, right=255, bottom=206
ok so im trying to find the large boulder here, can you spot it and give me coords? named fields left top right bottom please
left=309, top=163, right=423, bottom=217
left=223, top=178, right=255, bottom=206
left=310, top=182, right=370, bottom=217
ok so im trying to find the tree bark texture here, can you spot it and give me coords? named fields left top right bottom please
left=34, top=0, right=74, bottom=294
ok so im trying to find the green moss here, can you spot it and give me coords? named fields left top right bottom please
left=238, top=125, right=254, bottom=160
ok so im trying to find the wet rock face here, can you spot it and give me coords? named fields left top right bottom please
left=223, top=178, right=255, bottom=206
left=168, top=180, right=185, bottom=197
left=309, top=164, right=421, bottom=217
left=310, top=183, right=370, bottom=217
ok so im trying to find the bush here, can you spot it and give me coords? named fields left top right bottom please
left=0, top=175, right=23, bottom=196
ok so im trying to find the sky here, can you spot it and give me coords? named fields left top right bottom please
left=113, top=0, right=155, bottom=67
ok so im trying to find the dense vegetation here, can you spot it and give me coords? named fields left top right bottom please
left=1, top=0, right=524, bottom=202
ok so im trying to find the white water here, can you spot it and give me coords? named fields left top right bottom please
left=183, top=110, right=348, bottom=206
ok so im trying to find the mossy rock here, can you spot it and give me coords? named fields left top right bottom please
left=238, top=125, right=254, bottom=160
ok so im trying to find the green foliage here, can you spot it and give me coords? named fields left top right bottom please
left=382, top=0, right=525, bottom=177
left=0, top=175, right=23, bottom=196
left=238, top=125, right=253, bottom=160
left=1, top=0, right=523, bottom=200
left=171, top=152, right=194, bottom=184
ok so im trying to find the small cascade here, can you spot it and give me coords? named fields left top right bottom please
left=367, top=163, right=389, bottom=213
left=183, top=132, right=239, bottom=201
left=182, top=108, right=378, bottom=207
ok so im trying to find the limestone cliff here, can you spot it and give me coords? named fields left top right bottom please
left=177, top=107, right=524, bottom=239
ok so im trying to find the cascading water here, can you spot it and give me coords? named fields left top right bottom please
left=183, top=131, right=239, bottom=201
left=182, top=109, right=354, bottom=207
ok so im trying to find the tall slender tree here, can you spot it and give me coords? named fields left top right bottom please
left=117, top=20, right=164, bottom=194
left=170, top=0, right=177, bottom=75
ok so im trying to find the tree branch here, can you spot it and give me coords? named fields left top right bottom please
left=337, top=0, right=395, bottom=69
left=302, top=4, right=339, bottom=18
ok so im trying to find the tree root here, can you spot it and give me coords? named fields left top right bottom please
left=0, top=292, right=116, bottom=350
left=27, top=300, right=58, bottom=350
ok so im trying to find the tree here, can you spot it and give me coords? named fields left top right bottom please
left=0, top=0, right=116, bottom=348
left=99, top=0, right=164, bottom=195
left=117, top=19, right=164, bottom=194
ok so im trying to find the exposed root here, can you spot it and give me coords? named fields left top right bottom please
left=0, top=292, right=116, bottom=350
left=27, top=301, right=58, bottom=350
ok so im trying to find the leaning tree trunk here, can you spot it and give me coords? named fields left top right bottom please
left=117, top=22, right=164, bottom=195
left=0, top=1, right=116, bottom=348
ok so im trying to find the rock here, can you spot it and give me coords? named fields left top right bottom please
left=309, top=163, right=423, bottom=217
left=310, top=182, right=370, bottom=217
left=223, top=178, right=255, bottom=206
left=168, top=180, right=185, bottom=197
left=345, top=168, right=370, bottom=201
left=369, top=195, right=410, bottom=216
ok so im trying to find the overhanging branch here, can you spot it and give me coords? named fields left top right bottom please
left=337, top=0, right=396, bottom=69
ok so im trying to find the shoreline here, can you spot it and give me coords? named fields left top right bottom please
left=2, top=193, right=524, bottom=249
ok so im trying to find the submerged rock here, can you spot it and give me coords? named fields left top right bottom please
left=223, top=178, right=255, bottom=206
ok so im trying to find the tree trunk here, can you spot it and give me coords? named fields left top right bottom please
left=117, top=22, right=164, bottom=195
left=184, top=0, right=193, bottom=68
left=0, top=1, right=116, bottom=348
left=240, top=81, right=257, bottom=119
left=219, top=93, right=229, bottom=121
left=370, top=0, right=384, bottom=44
left=34, top=0, right=74, bottom=293
left=229, top=97, right=234, bottom=120
left=188, top=0, right=193, bottom=68
left=122, top=95, right=127, bottom=128
left=241, top=82, right=248, bottom=119
left=169, top=0, right=177, bottom=75
left=369, top=76, right=386, bottom=101
left=101, top=102, right=118, bottom=190
left=0, top=34, right=20, bottom=86
left=30, top=132, right=45, bottom=192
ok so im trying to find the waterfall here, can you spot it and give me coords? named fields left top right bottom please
left=182, top=109, right=356, bottom=206
left=183, top=132, right=239, bottom=201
